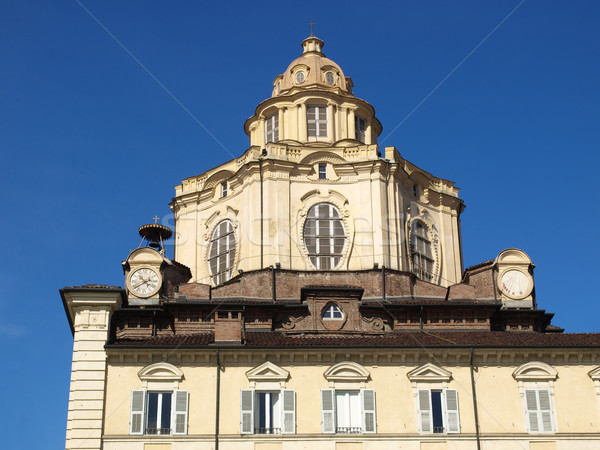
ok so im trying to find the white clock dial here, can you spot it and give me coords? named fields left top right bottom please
left=129, top=267, right=160, bottom=298
left=500, top=269, right=532, bottom=300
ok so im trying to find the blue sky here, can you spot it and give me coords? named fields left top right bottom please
left=1, top=1, right=599, bottom=448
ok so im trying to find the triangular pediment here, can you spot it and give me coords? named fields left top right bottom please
left=513, top=361, right=557, bottom=381
left=589, top=366, right=600, bottom=381
left=407, top=363, right=452, bottom=382
left=324, top=361, right=370, bottom=382
left=246, top=361, right=290, bottom=382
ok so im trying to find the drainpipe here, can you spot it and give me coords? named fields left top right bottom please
left=470, top=347, right=481, bottom=450
left=270, top=265, right=276, bottom=302
left=383, top=159, right=391, bottom=267
left=259, top=149, right=267, bottom=268
left=152, top=310, right=157, bottom=337
left=215, top=348, right=221, bottom=450
left=381, top=265, right=387, bottom=303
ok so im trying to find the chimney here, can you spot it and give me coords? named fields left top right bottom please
left=214, top=310, right=242, bottom=344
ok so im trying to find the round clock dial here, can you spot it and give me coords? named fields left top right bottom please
left=128, top=267, right=161, bottom=298
left=500, top=269, right=532, bottom=300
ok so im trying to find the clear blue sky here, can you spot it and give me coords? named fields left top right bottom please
left=1, top=1, right=599, bottom=448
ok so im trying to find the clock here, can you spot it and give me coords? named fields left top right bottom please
left=127, top=266, right=161, bottom=298
left=499, top=269, right=532, bottom=300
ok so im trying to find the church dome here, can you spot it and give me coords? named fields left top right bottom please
left=272, top=36, right=354, bottom=97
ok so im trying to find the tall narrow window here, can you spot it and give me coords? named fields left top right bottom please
left=265, top=113, right=279, bottom=143
left=411, top=221, right=434, bottom=281
left=221, top=182, right=227, bottom=198
left=321, top=389, right=376, bottom=434
left=355, top=115, right=366, bottom=142
left=318, top=163, right=327, bottom=179
left=307, top=105, right=328, bottom=139
left=240, top=389, right=296, bottom=435
left=524, top=389, right=555, bottom=433
left=130, top=390, right=188, bottom=436
left=208, top=220, right=236, bottom=285
left=303, top=203, right=346, bottom=270
left=417, top=389, right=460, bottom=434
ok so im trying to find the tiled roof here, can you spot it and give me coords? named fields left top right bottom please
left=107, top=331, right=600, bottom=349
left=463, top=260, right=494, bottom=272
left=65, top=284, right=123, bottom=290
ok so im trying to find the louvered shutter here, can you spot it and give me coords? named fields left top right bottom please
left=525, top=389, right=540, bottom=432
left=321, top=389, right=336, bottom=433
left=362, top=389, right=376, bottom=433
left=444, top=389, right=460, bottom=433
left=130, top=390, right=146, bottom=435
left=417, top=389, right=432, bottom=433
left=281, top=389, right=296, bottom=434
left=172, top=390, right=188, bottom=435
left=240, top=389, right=254, bottom=434
left=538, top=389, right=554, bottom=432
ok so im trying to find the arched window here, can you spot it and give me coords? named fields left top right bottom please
left=208, top=220, right=236, bottom=285
left=303, top=203, right=346, bottom=269
left=322, top=304, right=343, bottom=319
left=411, top=221, right=434, bottom=281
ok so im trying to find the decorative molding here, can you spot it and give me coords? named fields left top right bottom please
left=407, top=363, right=452, bottom=383
left=405, top=205, right=441, bottom=283
left=513, top=361, right=558, bottom=382
left=246, top=361, right=290, bottom=388
left=138, top=362, right=184, bottom=389
left=324, top=361, right=370, bottom=387
left=589, top=366, right=600, bottom=396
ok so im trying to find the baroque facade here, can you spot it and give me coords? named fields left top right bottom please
left=62, top=35, right=600, bottom=450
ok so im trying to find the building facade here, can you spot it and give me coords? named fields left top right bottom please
left=62, top=35, right=600, bottom=450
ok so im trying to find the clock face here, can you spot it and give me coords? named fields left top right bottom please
left=500, top=269, right=532, bottom=300
left=128, top=267, right=161, bottom=298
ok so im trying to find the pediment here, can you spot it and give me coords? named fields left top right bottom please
left=589, top=366, right=600, bottom=381
left=324, top=361, right=369, bottom=382
left=246, top=361, right=290, bottom=383
left=138, top=362, right=184, bottom=382
left=407, top=363, right=452, bottom=382
left=513, top=361, right=557, bottom=381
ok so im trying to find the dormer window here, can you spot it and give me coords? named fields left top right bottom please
left=307, top=105, right=328, bottom=140
left=355, top=115, right=366, bottom=142
left=322, top=304, right=343, bottom=319
left=265, top=113, right=279, bottom=143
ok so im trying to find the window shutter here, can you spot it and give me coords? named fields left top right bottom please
left=525, top=389, right=540, bottom=432
left=281, top=389, right=296, bottom=434
left=321, top=389, right=336, bottom=434
left=240, top=389, right=254, bottom=434
left=538, top=389, right=554, bottom=432
left=172, top=390, right=188, bottom=435
left=417, top=389, right=432, bottom=433
left=361, top=389, right=376, bottom=433
left=444, top=389, right=460, bottom=433
left=130, top=390, right=146, bottom=435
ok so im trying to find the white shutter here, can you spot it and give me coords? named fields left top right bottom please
left=417, top=389, right=432, bottom=433
left=240, top=389, right=254, bottom=434
left=444, top=389, right=460, bottom=433
left=321, top=389, right=336, bottom=434
left=130, top=390, right=146, bottom=435
left=361, top=389, right=376, bottom=433
left=525, top=389, right=540, bottom=432
left=172, top=390, right=188, bottom=435
left=538, top=389, right=554, bottom=432
left=281, top=389, right=296, bottom=434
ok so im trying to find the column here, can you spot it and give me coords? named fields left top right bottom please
left=299, top=104, right=307, bottom=141
left=278, top=107, right=285, bottom=141
left=348, top=108, right=356, bottom=140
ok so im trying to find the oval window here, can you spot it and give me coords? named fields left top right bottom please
left=303, top=203, right=346, bottom=269
left=208, top=220, right=236, bottom=285
left=325, top=72, right=335, bottom=85
left=295, top=71, right=306, bottom=84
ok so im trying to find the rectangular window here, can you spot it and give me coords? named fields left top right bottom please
left=321, top=389, right=376, bottom=434
left=130, top=390, right=188, bottom=435
left=524, top=388, right=554, bottom=433
left=265, top=113, right=279, bottom=143
left=307, top=105, right=328, bottom=139
left=241, top=389, right=295, bottom=434
left=412, top=222, right=434, bottom=281
left=319, top=163, right=327, bottom=179
left=221, top=182, right=227, bottom=198
left=417, top=389, right=459, bottom=434
left=355, top=115, right=366, bottom=142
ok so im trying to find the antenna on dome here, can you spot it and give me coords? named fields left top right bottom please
left=138, top=216, right=173, bottom=255
left=309, top=18, right=315, bottom=37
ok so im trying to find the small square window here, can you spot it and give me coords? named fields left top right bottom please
left=319, top=164, right=327, bottom=179
left=221, top=182, right=228, bottom=198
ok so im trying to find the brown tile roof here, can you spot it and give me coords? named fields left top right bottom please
left=107, top=331, right=600, bottom=349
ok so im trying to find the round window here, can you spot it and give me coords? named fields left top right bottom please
left=325, top=72, right=335, bottom=85
left=295, top=71, right=306, bottom=84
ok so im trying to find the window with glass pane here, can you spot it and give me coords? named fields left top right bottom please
left=256, top=392, right=281, bottom=434
left=303, top=203, right=346, bottom=269
left=336, top=391, right=361, bottom=434
left=221, top=182, right=227, bottom=198
left=318, top=163, right=327, bottom=179
left=208, top=220, right=236, bottom=285
left=322, top=304, right=343, bottom=319
left=146, top=392, right=172, bottom=435
left=355, top=115, right=366, bottom=142
left=411, top=221, right=434, bottom=281
left=307, top=105, right=328, bottom=139
left=265, top=113, right=279, bottom=143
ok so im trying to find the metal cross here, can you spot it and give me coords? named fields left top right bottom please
left=153, top=215, right=160, bottom=223
left=309, top=19, right=315, bottom=37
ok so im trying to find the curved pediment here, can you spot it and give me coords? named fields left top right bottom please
left=138, top=362, right=184, bottom=382
left=324, top=361, right=370, bottom=382
left=246, top=361, right=290, bottom=383
left=513, top=361, right=557, bottom=381
left=407, top=363, right=452, bottom=382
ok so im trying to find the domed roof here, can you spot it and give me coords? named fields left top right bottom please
left=272, top=36, right=354, bottom=97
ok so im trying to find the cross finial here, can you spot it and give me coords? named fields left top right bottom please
left=153, top=215, right=160, bottom=223
left=309, top=18, right=315, bottom=37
